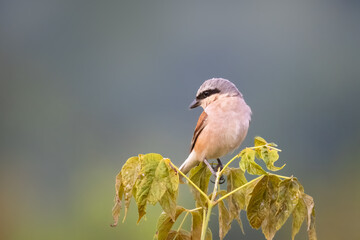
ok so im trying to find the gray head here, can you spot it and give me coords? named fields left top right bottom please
left=189, top=78, right=242, bottom=109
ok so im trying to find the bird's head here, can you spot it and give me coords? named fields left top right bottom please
left=189, top=78, right=242, bottom=109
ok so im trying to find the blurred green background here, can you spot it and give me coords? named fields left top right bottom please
left=1, top=1, right=359, bottom=239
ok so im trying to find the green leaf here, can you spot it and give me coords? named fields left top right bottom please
left=135, top=153, right=179, bottom=223
left=166, top=230, right=191, bottom=240
left=260, top=176, right=282, bottom=240
left=239, top=148, right=266, bottom=175
left=225, top=168, right=247, bottom=232
left=291, top=197, right=307, bottom=240
left=254, top=136, right=267, bottom=147
left=247, top=174, right=281, bottom=240
left=218, top=200, right=231, bottom=240
left=111, top=156, right=141, bottom=226
left=275, top=178, right=300, bottom=230
left=156, top=206, right=186, bottom=240
left=159, top=158, right=179, bottom=221
left=190, top=209, right=202, bottom=240
left=121, top=156, right=142, bottom=221
left=260, top=146, right=285, bottom=171
left=302, top=194, right=317, bottom=240
left=111, top=171, right=124, bottom=227
left=188, top=162, right=212, bottom=207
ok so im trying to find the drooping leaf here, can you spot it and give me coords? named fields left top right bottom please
left=239, top=148, right=266, bottom=175
left=166, top=230, right=191, bottom=240
left=259, top=176, right=282, bottom=240
left=159, top=191, right=178, bottom=222
left=218, top=199, right=231, bottom=240
left=135, top=153, right=178, bottom=223
left=225, top=168, right=247, bottom=232
left=275, top=178, right=300, bottom=230
left=156, top=206, right=186, bottom=240
left=121, top=156, right=141, bottom=221
left=259, top=146, right=285, bottom=171
left=159, top=158, right=179, bottom=221
left=111, top=156, right=141, bottom=226
left=190, top=209, right=202, bottom=240
left=247, top=174, right=281, bottom=240
left=302, top=194, right=317, bottom=240
left=291, top=197, right=307, bottom=240
left=111, top=171, right=124, bottom=227
left=188, top=162, right=212, bottom=207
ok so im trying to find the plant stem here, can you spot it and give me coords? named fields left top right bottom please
left=272, top=174, right=292, bottom=179
left=219, top=154, right=240, bottom=175
left=215, top=175, right=263, bottom=204
left=170, top=162, right=210, bottom=202
left=188, top=207, right=203, bottom=212
left=176, top=212, right=189, bottom=232
left=200, top=168, right=221, bottom=240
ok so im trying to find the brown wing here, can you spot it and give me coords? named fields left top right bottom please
left=190, top=111, right=208, bottom=152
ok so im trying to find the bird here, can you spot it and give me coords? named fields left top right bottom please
left=179, top=78, right=252, bottom=182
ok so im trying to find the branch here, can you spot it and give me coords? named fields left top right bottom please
left=169, top=162, right=210, bottom=203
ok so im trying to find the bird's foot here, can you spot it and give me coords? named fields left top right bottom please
left=204, top=159, right=225, bottom=184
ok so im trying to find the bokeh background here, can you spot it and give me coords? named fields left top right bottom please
left=1, top=1, right=359, bottom=239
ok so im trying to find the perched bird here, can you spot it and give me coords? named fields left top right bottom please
left=179, top=78, right=252, bottom=181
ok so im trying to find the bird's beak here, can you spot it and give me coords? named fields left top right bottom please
left=189, top=99, right=200, bottom=109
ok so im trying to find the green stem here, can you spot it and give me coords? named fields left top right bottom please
left=170, top=211, right=189, bottom=240
left=170, top=162, right=210, bottom=202
left=176, top=212, right=189, bottom=232
left=272, top=174, right=292, bottom=179
left=200, top=168, right=221, bottom=240
left=219, top=154, right=240, bottom=175
left=188, top=207, right=203, bottom=212
left=215, top=175, right=263, bottom=204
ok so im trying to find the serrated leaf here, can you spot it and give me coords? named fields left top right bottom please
left=188, top=162, right=212, bottom=207
left=135, top=153, right=179, bottom=223
left=218, top=200, right=231, bottom=240
left=225, top=168, right=247, bottom=232
left=159, top=159, right=179, bottom=221
left=111, top=171, right=124, bottom=227
left=260, top=146, right=285, bottom=171
left=247, top=175, right=281, bottom=240
left=156, top=206, right=186, bottom=240
left=291, top=197, right=307, bottom=240
left=160, top=190, right=178, bottom=221
left=260, top=175, right=282, bottom=240
left=167, top=230, right=191, bottom=240
left=239, top=148, right=266, bottom=175
left=302, top=194, right=317, bottom=240
left=112, top=156, right=141, bottom=226
left=275, top=178, right=300, bottom=230
left=121, top=156, right=141, bottom=221
left=190, top=209, right=202, bottom=240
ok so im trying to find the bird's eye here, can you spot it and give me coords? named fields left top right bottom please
left=203, top=91, right=209, bottom=97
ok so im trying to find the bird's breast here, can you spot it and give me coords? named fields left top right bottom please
left=201, top=97, right=251, bottom=159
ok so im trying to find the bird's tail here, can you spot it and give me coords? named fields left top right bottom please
left=178, top=152, right=198, bottom=180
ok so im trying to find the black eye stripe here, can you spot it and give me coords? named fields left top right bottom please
left=196, top=88, right=220, bottom=100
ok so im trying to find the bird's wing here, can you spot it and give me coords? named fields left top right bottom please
left=190, top=111, right=208, bottom=152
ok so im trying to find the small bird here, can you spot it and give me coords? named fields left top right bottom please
left=179, top=78, right=252, bottom=181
